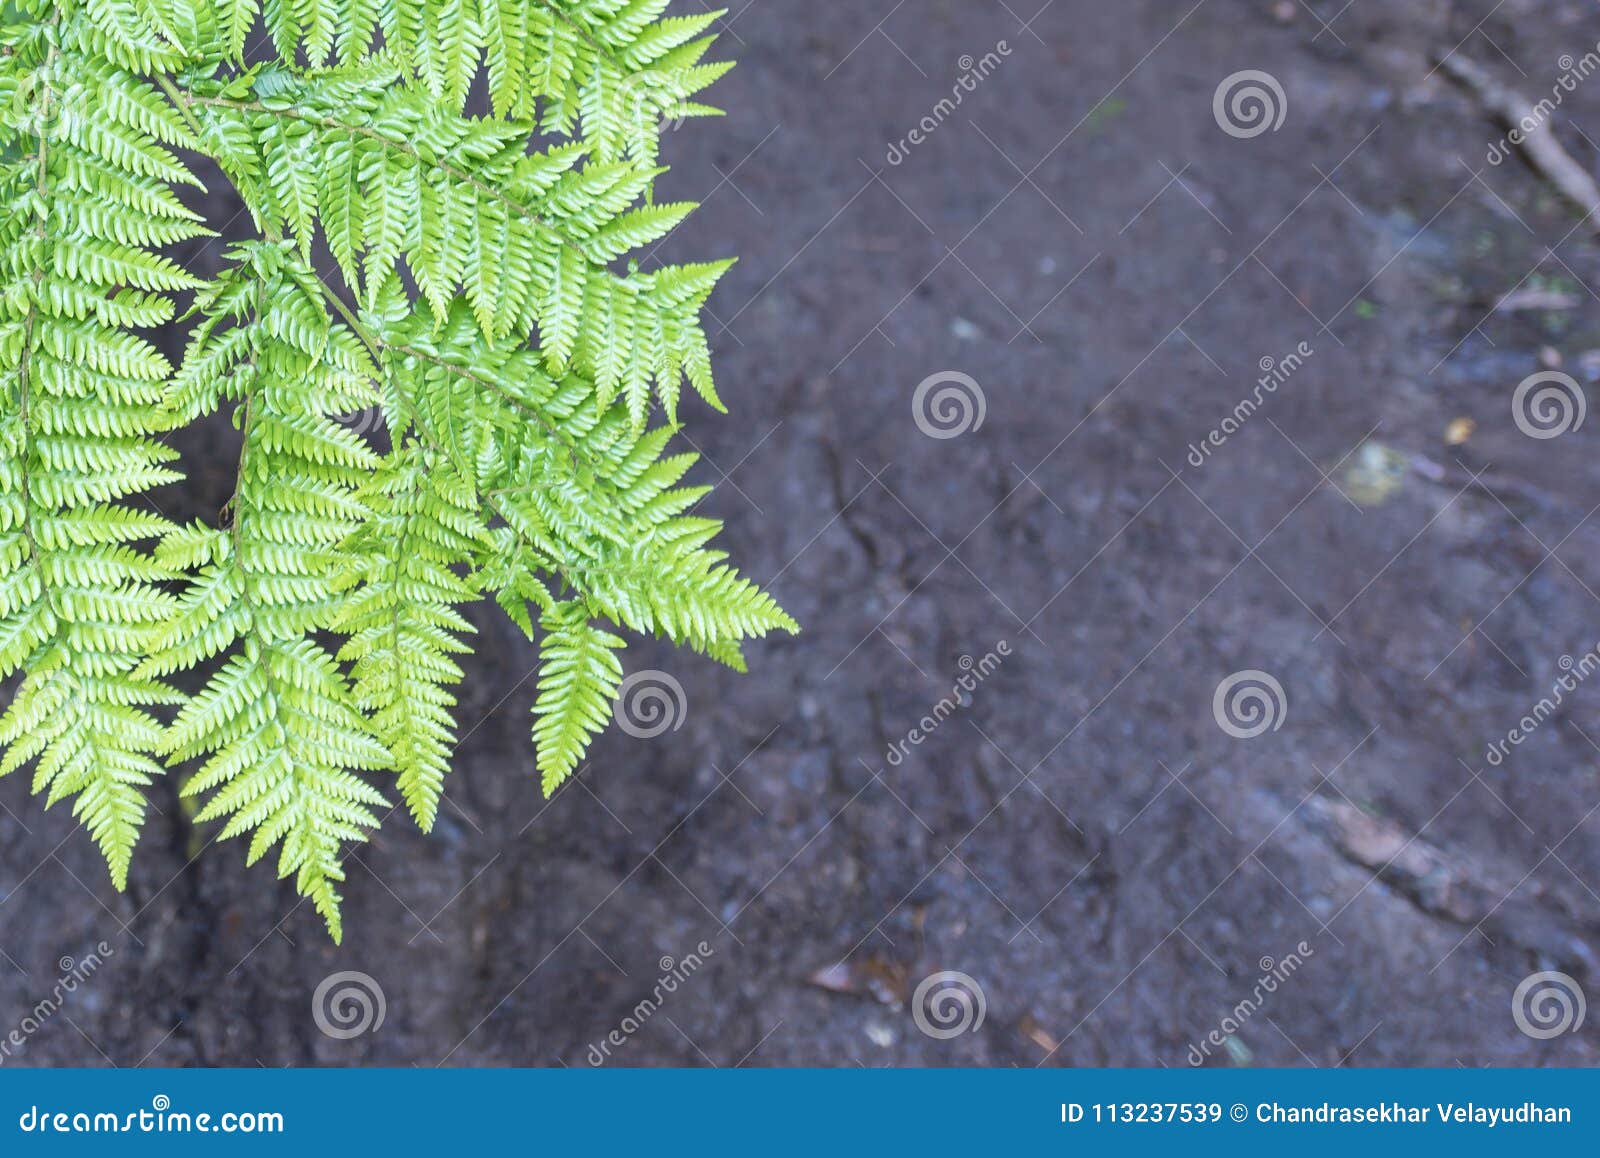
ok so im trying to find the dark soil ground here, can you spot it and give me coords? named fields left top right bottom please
left=5, top=0, right=1600, bottom=1067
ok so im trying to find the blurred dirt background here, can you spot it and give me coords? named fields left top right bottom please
left=5, top=0, right=1600, bottom=1066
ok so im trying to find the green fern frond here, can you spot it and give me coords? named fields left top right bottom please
left=365, top=292, right=791, bottom=790
left=185, top=68, right=728, bottom=422
left=147, top=244, right=390, bottom=941
left=480, top=0, right=736, bottom=169
left=0, top=13, right=202, bottom=888
left=0, top=0, right=792, bottom=941
left=531, top=600, right=623, bottom=795
left=333, top=446, right=485, bottom=831
left=222, top=0, right=732, bottom=168
left=369, top=294, right=791, bottom=647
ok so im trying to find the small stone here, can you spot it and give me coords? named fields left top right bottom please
left=1444, top=416, right=1475, bottom=446
left=1341, top=440, right=1410, bottom=507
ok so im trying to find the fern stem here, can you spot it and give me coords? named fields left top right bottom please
left=15, top=44, right=54, bottom=609
left=154, top=71, right=205, bottom=140
left=322, top=288, right=383, bottom=362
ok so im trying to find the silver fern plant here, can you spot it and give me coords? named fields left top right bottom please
left=0, top=0, right=794, bottom=940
